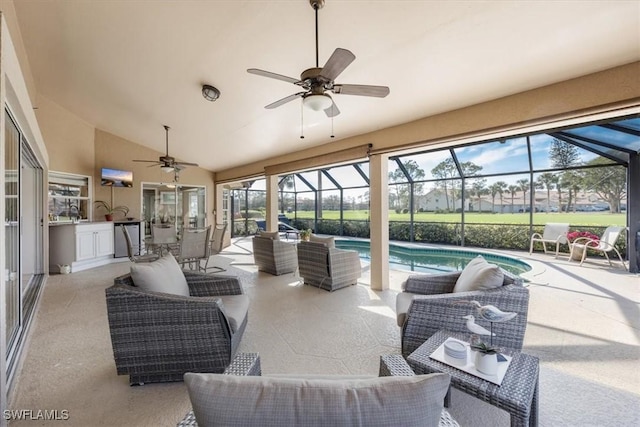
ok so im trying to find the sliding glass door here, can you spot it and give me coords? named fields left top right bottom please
left=141, top=182, right=206, bottom=238
left=4, top=110, right=45, bottom=381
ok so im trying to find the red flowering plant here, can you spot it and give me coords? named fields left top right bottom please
left=567, top=231, right=600, bottom=247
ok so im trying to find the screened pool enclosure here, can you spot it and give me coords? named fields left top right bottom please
left=229, top=115, right=639, bottom=271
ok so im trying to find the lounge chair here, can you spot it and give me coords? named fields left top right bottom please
left=529, top=222, right=569, bottom=257
left=570, top=226, right=627, bottom=268
left=397, top=260, right=529, bottom=358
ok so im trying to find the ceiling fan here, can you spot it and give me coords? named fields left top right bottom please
left=133, top=125, right=198, bottom=172
left=247, top=0, right=389, bottom=117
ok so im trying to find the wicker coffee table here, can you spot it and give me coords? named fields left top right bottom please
left=407, top=330, right=539, bottom=427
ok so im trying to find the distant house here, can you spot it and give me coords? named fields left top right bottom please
left=415, top=189, right=462, bottom=211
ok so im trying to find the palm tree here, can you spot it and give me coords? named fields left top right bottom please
left=507, top=185, right=518, bottom=213
left=471, top=179, right=487, bottom=212
left=536, top=173, right=557, bottom=212
left=489, top=183, right=503, bottom=213
left=278, top=175, right=295, bottom=214
left=495, top=181, right=508, bottom=213
left=517, top=178, right=530, bottom=211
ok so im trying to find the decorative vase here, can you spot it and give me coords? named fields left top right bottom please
left=474, top=352, right=498, bottom=375
left=571, top=243, right=585, bottom=261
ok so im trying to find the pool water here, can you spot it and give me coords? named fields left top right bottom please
left=335, top=240, right=531, bottom=276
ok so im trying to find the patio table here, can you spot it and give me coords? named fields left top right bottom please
left=407, top=329, right=539, bottom=427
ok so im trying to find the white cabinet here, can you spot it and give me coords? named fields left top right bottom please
left=49, top=222, right=115, bottom=273
left=75, top=224, right=114, bottom=261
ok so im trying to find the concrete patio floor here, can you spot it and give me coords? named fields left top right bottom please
left=8, top=237, right=639, bottom=426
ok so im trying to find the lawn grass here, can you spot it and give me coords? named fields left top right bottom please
left=289, top=210, right=626, bottom=226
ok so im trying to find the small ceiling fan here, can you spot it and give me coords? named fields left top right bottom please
left=133, top=125, right=198, bottom=172
left=247, top=0, right=389, bottom=117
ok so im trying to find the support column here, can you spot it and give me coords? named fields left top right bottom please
left=265, top=175, right=279, bottom=232
left=627, top=153, right=639, bottom=273
left=370, top=154, right=389, bottom=291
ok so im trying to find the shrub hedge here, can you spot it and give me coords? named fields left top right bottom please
left=232, top=218, right=627, bottom=258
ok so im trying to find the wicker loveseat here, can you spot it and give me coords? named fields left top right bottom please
left=398, top=269, right=529, bottom=357
left=297, top=241, right=362, bottom=291
left=106, top=271, right=248, bottom=385
left=178, top=353, right=459, bottom=427
left=252, top=235, right=298, bottom=275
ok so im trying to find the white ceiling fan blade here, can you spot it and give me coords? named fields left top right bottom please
left=324, top=101, right=340, bottom=117
left=247, top=68, right=301, bottom=85
left=333, top=84, right=390, bottom=97
left=319, top=48, right=355, bottom=82
left=265, top=92, right=306, bottom=109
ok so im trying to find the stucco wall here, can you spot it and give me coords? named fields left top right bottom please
left=93, top=129, right=215, bottom=223
left=35, top=96, right=94, bottom=176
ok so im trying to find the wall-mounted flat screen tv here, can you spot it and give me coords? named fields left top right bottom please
left=101, top=168, right=133, bottom=187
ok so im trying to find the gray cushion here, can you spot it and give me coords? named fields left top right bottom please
left=185, top=372, right=450, bottom=427
left=257, top=231, right=279, bottom=240
left=453, top=255, right=504, bottom=293
left=309, top=233, right=335, bottom=248
left=217, top=295, right=250, bottom=333
left=129, top=254, right=189, bottom=296
left=396, top=291, right=416, bottom=327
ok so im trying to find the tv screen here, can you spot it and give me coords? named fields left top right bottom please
left=101, top=168, right=133, bottom=187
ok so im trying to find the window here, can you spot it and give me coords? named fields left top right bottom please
left=48, top=172, right=91, bottom=222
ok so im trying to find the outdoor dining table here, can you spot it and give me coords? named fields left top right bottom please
left=146, top=235, right=179, bottom=257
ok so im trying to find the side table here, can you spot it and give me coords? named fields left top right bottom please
left=407, top=330, right=539, bottom=427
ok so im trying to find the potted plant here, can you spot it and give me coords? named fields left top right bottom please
left=95, top=200, right=129, bottom=221
left=471, top=341, right=500, bottom=375
left=299, top=229, right=312, bottom=241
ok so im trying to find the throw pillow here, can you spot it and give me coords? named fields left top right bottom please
left=309, top=233, right=335, bottom=248
left=185, top=372, right=449, bottom=427
left=453, top=255, right=504, bottom=293
left=258, top=231, right=279, bottom=240
left=130, top=254, right=189, bottom=296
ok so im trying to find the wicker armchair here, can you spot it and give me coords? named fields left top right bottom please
left=252, top=236, right=298, bottom=275
left=398, top=270, right=529, bottom=357
left=106, top=271, right=248, bottom=385
left=297, top=241, right=362, bottom=291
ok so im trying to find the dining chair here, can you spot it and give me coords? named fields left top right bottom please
left=177, top=226, right=212, bottom=271
left=151, top=224, right=179, bottom=256
left=201, top=223, right=227, bottom=272
left=121, top=225, right=160, bottom=263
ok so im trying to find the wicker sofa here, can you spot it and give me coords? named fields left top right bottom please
left=106, top=271, right=248, bottom=384
left=398, top=270, right=529, bottom=357
left=178, top=353, right=459, bottom=427
left=252, top=235, right=298, bottom=275
left=297, top=241, right=362, bottom=291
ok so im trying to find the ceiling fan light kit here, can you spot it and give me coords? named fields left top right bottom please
left=303, top=93, right=333, bottom=111
left=202, top=84, right=220, bottom=102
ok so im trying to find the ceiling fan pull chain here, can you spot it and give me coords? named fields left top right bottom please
left=300, top=102, right=305, bottom=139
left=330, top=114, right=334, bottom=138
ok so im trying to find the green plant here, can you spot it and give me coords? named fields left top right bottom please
left=94, top=200, right=129, bottom=216
left=471, top=341, right=500, bottom=355
left=299, top=229, right=312, bottom=240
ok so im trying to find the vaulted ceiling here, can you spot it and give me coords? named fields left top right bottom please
left=13, top=0, right=640, bottom=172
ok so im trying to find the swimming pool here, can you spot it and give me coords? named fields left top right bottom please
left=334, top=240, right=531, bottom=276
